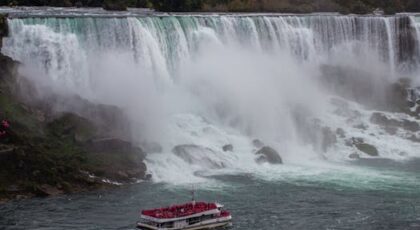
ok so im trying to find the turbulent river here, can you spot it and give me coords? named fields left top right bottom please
left=0, top=7, right=420, bottom=229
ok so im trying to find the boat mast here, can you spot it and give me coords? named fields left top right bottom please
left=191, top=185, right=196, bottom=207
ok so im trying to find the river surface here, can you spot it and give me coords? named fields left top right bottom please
left=1, top=159, right=420, bottom=230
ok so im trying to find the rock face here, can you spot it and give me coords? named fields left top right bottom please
left=321, top=127, right=337, bottom=152
left=349, top=153, right=360, bottom=159
left=172, top=145, right=225, bottom=169
left=292, top=107, right=337, bottom=153
left=222, top=144, right=233, bottom=152
left=370, top=112, right=420, bottom=133
left=35, top=184, right=63, bottom=197
left=255, top=146, right=282, bottom=164
left=83, top=137, right=147, bottom=183
left=0, top=30, right=148, bottom=201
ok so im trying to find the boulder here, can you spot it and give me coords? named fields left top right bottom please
left=321, top=127, right=337, bottom=152
left=172, top=145, right=224, bottom=169
left=255, top=146, right=282, bottom=164
left=35, top=184, right=63, bottom=196
left=222, top=144, right=233, bottom=152
left=370, top=112, right=420, bottom=133
left=349, top=152, right=360, bottom=159
left=355, top=143, right=379, bottom=156
left=401, top=119, right=420, bottom=132
left=336, top=128, right=346, bottom=138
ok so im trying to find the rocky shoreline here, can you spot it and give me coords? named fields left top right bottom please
left=0, top=14, right=149, bottom=203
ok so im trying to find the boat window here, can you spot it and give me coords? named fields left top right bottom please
left=187, top=216, right=201, bottom=225
left=159, top=221, right=174, bottom=228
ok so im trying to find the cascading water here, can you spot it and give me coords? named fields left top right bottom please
left=2, top=13, right=420, bottom=184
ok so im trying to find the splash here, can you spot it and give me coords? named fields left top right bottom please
left=2, top=14, right=420, bottom=183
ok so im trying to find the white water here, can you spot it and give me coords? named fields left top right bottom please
left=2, top=14, right=420, bottom=184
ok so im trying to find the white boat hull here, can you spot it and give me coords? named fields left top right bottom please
left=137, top=216, right=232, bottom=230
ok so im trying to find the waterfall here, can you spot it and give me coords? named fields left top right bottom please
left=2, top=14, right=420, bottom=183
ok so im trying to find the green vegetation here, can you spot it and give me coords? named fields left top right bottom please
left=1, top=0, right=420, bottom=14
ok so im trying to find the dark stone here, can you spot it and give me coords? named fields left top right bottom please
left=172, top=145, right=224, bottom=169
left=222, top=144, right=233, bottom=152
left=255, top=146, right=282, bottom=164
left=355, top=143, right=379, bottom=156
left=321, top=127, right=337, bottom=152
left=353, top=123, right=368, bottom=130
left=370, top=112, right=420, bottom=132
left=401, top=119, right=420, bottom=132
left=349, top=153, right=360, bottom=159
left=144, top=174, right=152, bottom=181
left=35, top=184, right=63, bottom=197
left=336, top=128, right=346, bottom=138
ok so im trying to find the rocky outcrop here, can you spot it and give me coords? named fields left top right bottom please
left=35, top=184, right=64, bottom=197
left=0, top=26, right=148, bottom=201
left=172, top=145, right=225, bottom=169
left=292, top=106, right=337, bottom=153
left=222, top=144, right=233, bottom=152
left=351, top=138, right=379, bottom=156
left=255, top=146, right=282, bottom=164
left=370, top=112, right=420, bottom=133
left=348, top=152, right=360, bottom=159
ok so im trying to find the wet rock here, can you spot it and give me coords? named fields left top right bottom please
left=5, top=185, right=21, bottom=193
left=35, top=184, right=63, bottom=196
left=349, top=153, right=360, bottom=159
left=336, top=128, right=346, bottom=138
left=172, top=145, right=224, bottom=169
left=353, top=123, right=368, bottom=130
left=252, top=139, right=264, bottom=148
left=355, top=143, right=379, bottom=157
left=321, top=127, right=337, bottom=152
left=87, top=138, right=138, bottom=153
left=126, top=168, right=146, bottom=178
left=407, top=135, right=420, bottom=142
left=255, top=146, right=282, bottom=164
left=401, top=119, right=420, bottom=132
left=144, top=174, right=152, bottom=181
left=370, top=112, right=420, bottom=132
left=117, top=171, right=129, bottom=180
left=384, top=126, right=398, bottom=135
left=222, top=144, right=233, bottom=152
left=15, top=195, right=29, bottom=200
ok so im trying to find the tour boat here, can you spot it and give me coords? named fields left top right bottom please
left=136, top=201, right=232, bottom=229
